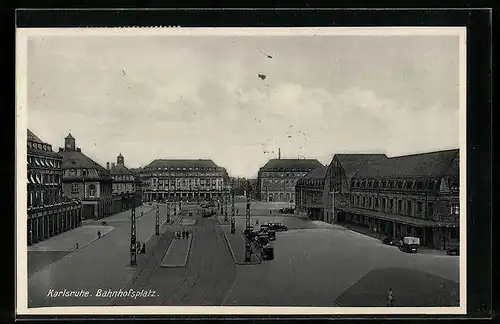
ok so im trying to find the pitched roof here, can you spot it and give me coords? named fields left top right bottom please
left=334, top=154, right=388, bottom=178
left=300, top=165, right=328, bottom=180
left=353, top=149, right=459, bottom=179
left=27, top=129, right=45, bottom=144
left=59, top=150, right=111, bottom=180
left=110, top=163, right=132, bottom=175
left=144, top=159, right=219, bottom=169
left=261, top=159, right=323, bottom=171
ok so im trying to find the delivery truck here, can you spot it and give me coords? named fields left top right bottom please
left=399, top=236, right=420, bottom=253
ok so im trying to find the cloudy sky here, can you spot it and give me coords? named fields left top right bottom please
left=27, top=33, right=460, bottom=178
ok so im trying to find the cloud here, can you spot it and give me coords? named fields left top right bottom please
left=26, top=35, right=460, bottom=178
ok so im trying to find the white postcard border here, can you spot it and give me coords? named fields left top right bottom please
left=16, top=26, right=467, bottom=316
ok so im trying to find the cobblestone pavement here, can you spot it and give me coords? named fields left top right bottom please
left=111, top=215, right=236, bottom=306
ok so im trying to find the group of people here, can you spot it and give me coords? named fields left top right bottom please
left=175, top=229, right=190, bottom=239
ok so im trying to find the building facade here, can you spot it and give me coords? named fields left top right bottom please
left=141, top=159, right=227, bottom=202
left=58, top=133, right=113, bottom=220
left=322, top=154, right=388, bottom=223
left=295, top=166, right=327, bottom=220
left=108, top=154, right=135, bottom=194
left=258, top=159, right=323, bottom=203
left=27, top=129, right=83, bottom=245
left=332, top=149, right=460, bottom=249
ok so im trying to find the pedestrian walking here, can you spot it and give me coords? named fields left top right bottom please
left=388, top=288, right=394, bottom=306
left=75, top=242, right=79, bottom=250
left=236, top=209, right=239, bottom=215
left=269, top=209, right=272, bottom=215
left=97, top=231, right=101, bottom=239
left=182, top=230, right=186, bottom=239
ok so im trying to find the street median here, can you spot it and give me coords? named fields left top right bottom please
left=221, top=226, right=260, bottom=265
left=160, top=234, right=193, bottom=268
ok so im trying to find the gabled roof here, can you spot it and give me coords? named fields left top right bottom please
left=299, top=165, right=328, bottom=181
left=144, top=159, right=219, bottom=170
left=110, top=163, right=132, bottom=175
left=59, top=150, right=112, bottom=180
left=261, top=159, right=323, bottom=171
left=334, top=154, right=388, bottom=178
left=27, top=129, right=45, bottom=144
left=352, top=149, right=459, bottom=179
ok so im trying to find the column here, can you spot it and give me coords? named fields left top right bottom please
left=44, top=216, right=49, bottom=239
left=28, top=218, right=33, bottom=245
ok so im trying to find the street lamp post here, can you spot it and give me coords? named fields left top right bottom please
left=130, top=196, right=137, bottom=266
left=166, top=200, right=170, bottom=223
left=231, top=189, right=236, bottom=234
left=155, top=204, right=160, bottom=235
left=244, top=193, right=252, bottom=262
left=224, top=188, right=229, bottom=222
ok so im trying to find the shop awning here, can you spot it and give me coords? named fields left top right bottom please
left=337, top=206, right=459, bottom=228
left=35, top=159, right=41, bottom=167
left=28, top=174, right=34, bottom=184
left=35, top=174, right=41, bottom=184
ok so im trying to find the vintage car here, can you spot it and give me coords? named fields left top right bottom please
left=446, top=246, right=459, bottom=255
left=267, top=222, right=289, bottom=232
left=382, top=235, right=396, bottom=245
left=399, top=236, right=420, bottom=253
left=256, top=233, right=270, bottom=247
left=261, top=245, right=275, bottom=260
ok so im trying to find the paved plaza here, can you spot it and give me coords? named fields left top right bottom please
left=27, top=200, right=459, bottom=308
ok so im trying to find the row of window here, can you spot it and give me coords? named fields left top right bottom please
left=28, top=156, right=61, bottom=169
left=28, top=141, right=52, bottom=152
left=112, top=175, right=134, bottom=181
left=150, top=167, right=221, bottom=172
left=68, top=169, right=91, bottom=177
left=297, top=179, right=323, bottom=187
left=261, top=172, right=308, bottom=178
left=152, top=179, right=222, bottom=185
left=296, top=191, right=322, bottom=205
left=262, top=179, right=298, bottom=185
left=351, top=194, right=431, bottom=218
left=351, top=179, right=440, bottom=191
left=267, top=192, right=295, bottom=201
left=27, top=188, right=63, bottom=207
left=71, top=183, right=97, bottom=197
left=146, top=173, right=223, bottom=178
left=28, top=173, right=61, bottom=185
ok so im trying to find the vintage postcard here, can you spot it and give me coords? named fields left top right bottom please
left=16, top=27, right=467, bottom=316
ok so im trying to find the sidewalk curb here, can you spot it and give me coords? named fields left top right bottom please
left=160, top=234, right=193, bottom=268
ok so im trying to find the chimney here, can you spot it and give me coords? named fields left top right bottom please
left=278, top=148, right=281, bottom=159
left=106, top=162, right=110, bottom=169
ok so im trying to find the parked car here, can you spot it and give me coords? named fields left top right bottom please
left=382, top=235, right=396, bottom=245
left=399, top=236, right=420, bottom=253
left=267, top=222, right=288, bottom=232
left=261, top=245, right=275, bottom=260
left=446, top=246, right=459, bottom=255
left=259, top=224, right=270, bottom=233
left=256, top=233, right=269, bottom=247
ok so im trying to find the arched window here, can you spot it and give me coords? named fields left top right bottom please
left=81, top=169, right=88, bottom=177
left=373, top=181, right=379, bottom=188
left=69, top=169, right=77, bottom=176
left=397, top=181, right=403, bottom=189
left=88, top=184, right=96, bottom=197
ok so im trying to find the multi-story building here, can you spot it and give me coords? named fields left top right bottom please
left=141, top=159, right=226, bottom=202
left=108, top=153, right=135, bottom=195
left=322, top=154, right=388, bottom=223
left=58, top=133, right=113, bottom=220
left=295, top=165, right=327, bottom=220
left=258, top=158, right=323, bottom=203
left=334, top=149, right=460, bottom=249
left=27, top=129, right=82, bottom=245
